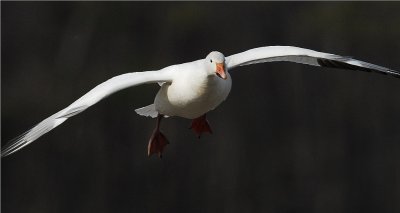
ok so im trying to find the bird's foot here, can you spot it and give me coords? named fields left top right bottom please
left=189, top=114, right=213, bottom=138
left=147, top=129, right=169, bottom=158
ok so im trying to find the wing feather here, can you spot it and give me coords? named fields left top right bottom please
left=226, top=46, right=399, bottom=77
left=2, top=70, right=174, bottom=157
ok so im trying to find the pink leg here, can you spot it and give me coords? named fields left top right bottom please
left=148, top=115, right=169, bottom=158
left=189, top=114, right=213, bottom=138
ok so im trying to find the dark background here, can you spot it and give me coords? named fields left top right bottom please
left=2, top=2, right=400, bottom=213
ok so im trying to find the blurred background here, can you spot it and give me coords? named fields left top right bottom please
left=2, top=2, right=400, bottom=213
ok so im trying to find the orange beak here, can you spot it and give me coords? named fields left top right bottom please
left=216, top=63, right=227, bottom=79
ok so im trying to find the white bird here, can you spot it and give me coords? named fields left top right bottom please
left=2, top=46, right=399, bottom=158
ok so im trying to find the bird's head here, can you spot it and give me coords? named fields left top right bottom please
left=205, top=51, right=227, bottom=80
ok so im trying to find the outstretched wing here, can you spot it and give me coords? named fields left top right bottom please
left=226, top=46, right=399, bottom=77
left=2, top=70, right=174, bottom=157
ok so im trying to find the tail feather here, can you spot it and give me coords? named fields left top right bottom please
left=135, top=104, right=158, bottom=118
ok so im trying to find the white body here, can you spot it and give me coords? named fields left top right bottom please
left=154, top=60, right=231, bottom=119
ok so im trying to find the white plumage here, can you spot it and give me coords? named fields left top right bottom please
left=2, top=46, right=398, bottom=157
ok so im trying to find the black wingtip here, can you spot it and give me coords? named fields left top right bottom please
left=317, top=58, right=400, bottom=78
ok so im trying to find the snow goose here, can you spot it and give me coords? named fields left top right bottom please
left=2, top=46, right=399, bottom=158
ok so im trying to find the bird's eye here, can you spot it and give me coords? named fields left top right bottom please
left=210, top=59, right=213, bottom=63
